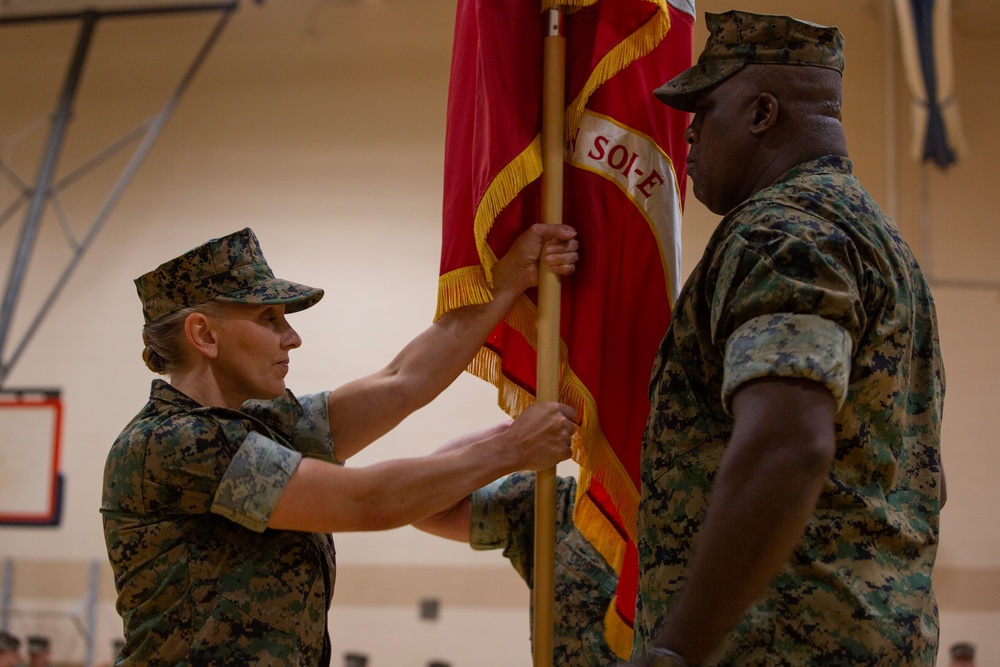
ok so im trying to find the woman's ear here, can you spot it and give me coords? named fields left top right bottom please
left=184, top=312, right=220, bottom=359
left=750, top=92, right=779, bottom=137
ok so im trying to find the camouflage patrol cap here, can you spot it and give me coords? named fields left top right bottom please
left=135, top=227, right=324, bottom=323
left=654, top=10, right=845, bottom=111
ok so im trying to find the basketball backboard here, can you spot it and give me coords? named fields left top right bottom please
left=0, top=389, right=63, bottom=525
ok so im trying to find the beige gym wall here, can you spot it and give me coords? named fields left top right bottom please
left=0, top=1, right=996, bottom=665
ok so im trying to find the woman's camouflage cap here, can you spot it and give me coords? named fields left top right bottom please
left=654, top=10, right=845, bottom=112
left=134, top=227, right=324, bottom=323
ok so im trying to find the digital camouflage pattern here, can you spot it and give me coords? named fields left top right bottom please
left=654, top=10, right=845, bottom=112
left=635, top=156, right=945, bottom=665
left=471, top=473, right=620, bottom=666
left=134, top=227, right=323, bottom=323
left=102, top=380, right=337, bottom=666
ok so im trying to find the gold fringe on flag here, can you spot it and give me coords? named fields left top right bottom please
left=604, top=593, right=639, bottom=658
left=458, top=286, right=642, bottom=659
left=474, top=137, right=543, bottom=288
left=438, top=1, right=678, bottom=658
left=564, top=0, right=671, bottom=140
left=436, top=266, right=493, bottom=321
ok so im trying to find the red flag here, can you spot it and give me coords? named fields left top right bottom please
left=437, top=0, right=693, bottom=657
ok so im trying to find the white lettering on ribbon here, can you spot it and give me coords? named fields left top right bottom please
left=567, top=110, right=683, bottom=302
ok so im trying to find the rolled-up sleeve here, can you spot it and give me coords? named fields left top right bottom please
left=723, top=312, right=852, bottom=416
left=291, top=391, right=339, bottom=464
left=211, top=431, right=303, bottom=532
left=243, top=390, right=338, bottom=464
left=470, top=479, right=512, bottom=552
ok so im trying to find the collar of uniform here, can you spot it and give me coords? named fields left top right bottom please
left=149, top=378, right=203, bottom=410
left=147, top=378, right=303, bottom=442
left=773, top=154, right=853, bottom=186
left=242, top=391, right=304, bottom=442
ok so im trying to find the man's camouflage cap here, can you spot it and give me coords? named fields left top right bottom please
left=654, top=10, right=845, bottom=112
left=0, top=630, right=19, bottom=652
left=135, top=227, right=323, bottom=323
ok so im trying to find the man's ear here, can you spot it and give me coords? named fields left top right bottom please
left=184, top=312, right=220, bottom=359
left=750, top=92, right=779, bottom=137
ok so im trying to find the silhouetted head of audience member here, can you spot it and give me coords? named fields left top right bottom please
left=950, top=641, right=976, bottom=664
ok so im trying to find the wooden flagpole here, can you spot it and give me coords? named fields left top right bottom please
left=534, top=6, right=564, bottom=667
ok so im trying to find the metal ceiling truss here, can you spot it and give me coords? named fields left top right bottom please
left=0, top=1, right=240, bottom=387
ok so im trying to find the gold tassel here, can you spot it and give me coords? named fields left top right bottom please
left=435, top=266, right=492, bottom=321
left=604, top=596, right=638, bottom=659
left=474, top=137, right=544, bottom=286
left=566, top=1, right=671, bottom=140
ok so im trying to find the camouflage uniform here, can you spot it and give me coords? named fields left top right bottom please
left=635, top=155, right=945, bottom=665
left=471, top=473, right=619, bottom=666
left=103, top=228, right=334, bottom=665
left=102, top=380, right=337, bottom=666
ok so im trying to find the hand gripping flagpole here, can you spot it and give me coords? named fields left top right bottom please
left=534, top=6, right=565, bottom=667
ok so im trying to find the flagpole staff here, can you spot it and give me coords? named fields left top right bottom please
left=534, top=5, right=565, bottom=667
